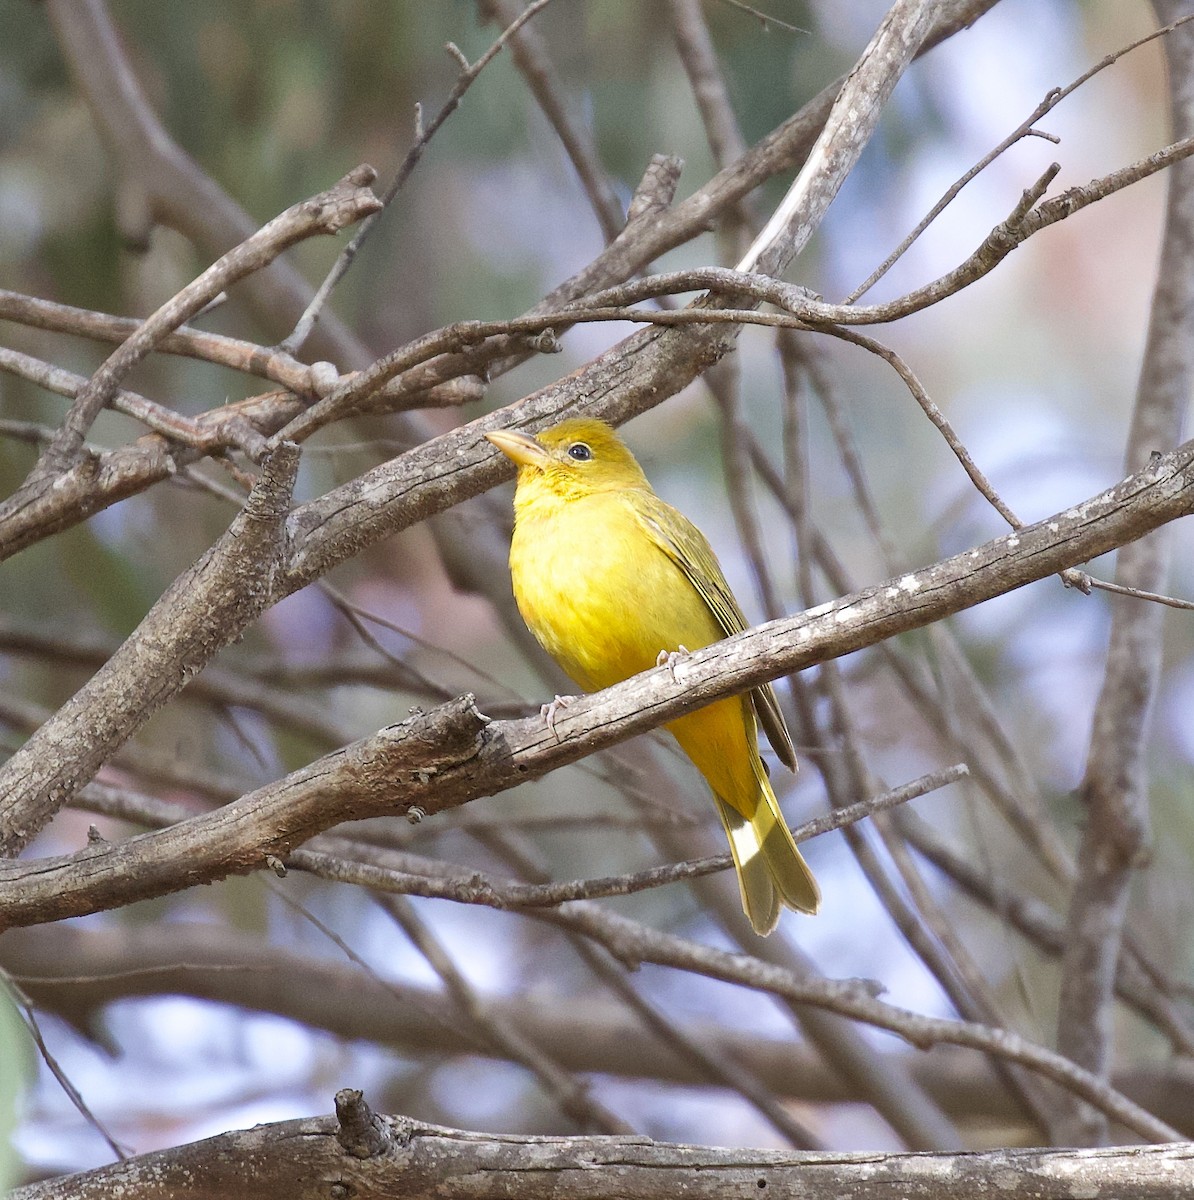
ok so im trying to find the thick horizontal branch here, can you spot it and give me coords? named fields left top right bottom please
left=0, top=695, right=489, bottom=925
left=4, top=709, right=831, bottom=922
left=3, top=438, right=1194, bottom=924
left=12, top=1107, right=1193, bottom=1200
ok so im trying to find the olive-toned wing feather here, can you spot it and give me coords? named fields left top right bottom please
left=631, top=491, right=798, bottom=773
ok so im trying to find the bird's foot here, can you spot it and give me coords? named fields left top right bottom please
left=540, top=694, right=575, bottom=740
left=656, top=645, right=691, bottom=681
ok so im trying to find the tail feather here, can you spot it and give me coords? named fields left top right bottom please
left=754, top=782, right=821, bottom=917
left=714, top=779, right=820, bottom=936
left=715, top=798, right=782, bottom=935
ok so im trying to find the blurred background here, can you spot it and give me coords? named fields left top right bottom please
left=2, top=0, right=1192, bottom=1183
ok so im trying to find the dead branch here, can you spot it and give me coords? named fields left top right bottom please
left=10, top=1105, right=1192, bottom=1200
left=5, top=428, right=1194, bottom=912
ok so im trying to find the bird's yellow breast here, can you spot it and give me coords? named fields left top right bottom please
left=509, top=488, right=723, bottom=694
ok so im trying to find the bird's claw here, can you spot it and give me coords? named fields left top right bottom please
left=656, top=645, right=691, bottom=681
left=540, top=694, right=575, bottom=739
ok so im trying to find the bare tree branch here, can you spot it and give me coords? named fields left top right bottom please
left=282, top=0, right=559, bottom=355
left=737, top=0, right=937, bottom=275
left=43, top=0, right=375, bottom=370
left=5, top=165, right=377, bottom=488
left=0, top=289, right=329, bottom=393
left=9, top=923, right=1192, bottom=1136
left=5, top=424, right=1194, bottom=916
left=379, top=894, right=634, bottom=1135
left=11, top=1103, right=1192, bottom=1200
left=1054, top=0, right=1194, bottom=1145
left=478, top=0, right=624, bottom=243
left=0, top=442, right=302, bottom=856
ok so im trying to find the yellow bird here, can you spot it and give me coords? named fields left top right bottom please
left=486, top=417, right=820, bottom=935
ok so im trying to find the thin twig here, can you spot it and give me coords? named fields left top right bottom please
left=708, top=0, right=809, bottom=34
left=822, top=325, right=1023, bottom=529
left=288, top=845, right=1182, bottom=1142
left=264, top=880, right=493, bottom=1056
left=478, top=0, right=624, bottom=241
left=15, top=168, right=378, bottom=485
left=1080, top=577, right=1194, bottom=610
left=319, top=582, right=523, bottom=703
left=281, top=0, right=558, bottom=354
left=844, top=10, right=1194, bottom=303
left=0, top=967, right=127, bottom=1161
left=0, top=288, right=326, bottom=395
left=1055, top=1, right=1194, bottom=1143
left=288, top=766, right=967, bottom=913
left=380, top=894, right=634, bottom=1134
left=0, top=345, right=263, bottom=455
left=473, top=825, right=824, bottom=1149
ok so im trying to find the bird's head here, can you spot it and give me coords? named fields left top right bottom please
left=485, top=418, right=649, bottom=500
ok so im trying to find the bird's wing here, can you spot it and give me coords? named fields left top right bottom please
left=630, top=491, right=798, bottom=773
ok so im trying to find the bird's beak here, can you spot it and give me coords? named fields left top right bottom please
left=485, top=429, right=550, bottom=469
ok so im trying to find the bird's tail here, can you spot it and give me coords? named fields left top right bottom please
left=714, top=774, right=820, bottom=936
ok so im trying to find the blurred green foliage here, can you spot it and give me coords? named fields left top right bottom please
left=0, top=986, right=30, bottom=1193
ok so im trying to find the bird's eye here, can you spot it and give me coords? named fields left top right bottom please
left=567, top=443, right=593, bottom=461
